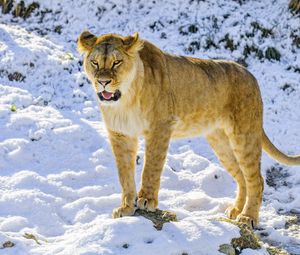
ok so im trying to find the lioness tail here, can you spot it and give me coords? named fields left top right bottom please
left=262, top=130, right=300, bottom=165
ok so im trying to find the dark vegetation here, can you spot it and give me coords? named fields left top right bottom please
left=289, top=0, right=300, bottom=14
left=0, top=0, right=39, bottom=18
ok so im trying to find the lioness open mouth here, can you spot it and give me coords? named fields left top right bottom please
left=97, top=90, right=121, bottom=102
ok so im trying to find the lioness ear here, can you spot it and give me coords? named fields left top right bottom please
left=77, top=31, right=97, bottom=53
left=123, top=32, right=143, bottom=53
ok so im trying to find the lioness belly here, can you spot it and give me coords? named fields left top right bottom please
left=172, top=118, right=220, bottom=138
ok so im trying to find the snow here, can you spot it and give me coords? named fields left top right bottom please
left=241, top=249, right=268, bottom=255
left=0, top=0, right=300, bottom=254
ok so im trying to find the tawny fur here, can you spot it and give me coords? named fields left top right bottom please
left=78, top=31, right=300, bottom=227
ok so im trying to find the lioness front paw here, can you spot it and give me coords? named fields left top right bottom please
left=112, top=205, right=136, bottom=218
left=237, top=214, right=257, bottom=229
left=136, top=191, right=158, bottom=211
left=137, top=197, right=157, bottom=211
left=225, top=205, right=242, bottom=220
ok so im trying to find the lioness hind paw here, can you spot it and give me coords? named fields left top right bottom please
left=237, top=214, right=257, bottom=229
left=225, top=205, right=242, bottom=220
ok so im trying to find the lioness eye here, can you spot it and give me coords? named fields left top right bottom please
left=91, top=60, right=98, bottom=67
left=112, top=60, right=122, bottom=68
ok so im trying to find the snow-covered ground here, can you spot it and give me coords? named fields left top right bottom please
left=0, top=0, right=299, bottom=254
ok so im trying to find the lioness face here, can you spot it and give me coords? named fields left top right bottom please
left=78, top=31, right=143, bottom=106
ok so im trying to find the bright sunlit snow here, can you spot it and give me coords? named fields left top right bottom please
left=0, top=0, right=299, bottom=254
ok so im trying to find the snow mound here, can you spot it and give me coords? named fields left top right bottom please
left=1, top=0, right=300, bottom=254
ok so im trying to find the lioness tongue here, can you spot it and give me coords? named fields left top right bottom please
left=102, top=91, right=113, bottom=100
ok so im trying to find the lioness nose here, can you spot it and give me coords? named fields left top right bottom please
left=98, top=80, right=112, bottom=86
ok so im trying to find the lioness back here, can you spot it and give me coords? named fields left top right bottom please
left=138, top=40, right=261, bottom=138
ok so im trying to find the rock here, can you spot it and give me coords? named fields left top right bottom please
left=8, top=71, right=25, bottom=82
left=231, top=223, right=261, bottom=250
left=217, top=218, right=261, bottom=254
left=267, top=246, right=290, bottom=255
left=2, top=241, right=15, bottom=248
left=134, top=208, right=177, bottom=230
left=218, top=244, right=236, bottom=255
left=23, top=233, right=41, bottom=245
left=217, top=218, right=294, bottom=255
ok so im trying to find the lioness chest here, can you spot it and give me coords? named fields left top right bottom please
left=102, top=105, right=148, bottom=137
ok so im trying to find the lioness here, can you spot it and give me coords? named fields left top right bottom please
left=78, top=31, right=300, bottom=227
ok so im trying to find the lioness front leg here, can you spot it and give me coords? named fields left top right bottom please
left=137, top=125, right=172, bottom=211
left=108, top=130, right=138, bottom=218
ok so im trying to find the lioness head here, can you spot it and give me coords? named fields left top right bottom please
left=77, top=31, right=143, bottom=105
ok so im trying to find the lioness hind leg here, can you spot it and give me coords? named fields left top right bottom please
left=228, top=132, right=264, bottom=227
left=207, top=129, right=246, bottom=220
